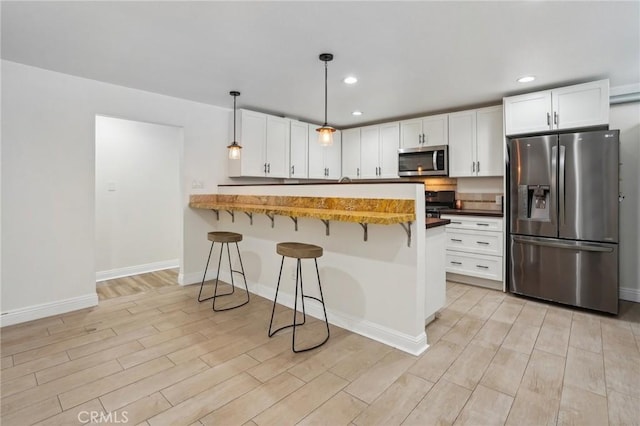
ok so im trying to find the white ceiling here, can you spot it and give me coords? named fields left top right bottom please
left=2, top=1, right=639, bottom=128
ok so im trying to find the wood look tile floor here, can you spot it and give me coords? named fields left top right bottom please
left=2, top=275, right=640, bottom=425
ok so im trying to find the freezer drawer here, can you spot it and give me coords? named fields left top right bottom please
left=509, top=235, right=618, bottom=314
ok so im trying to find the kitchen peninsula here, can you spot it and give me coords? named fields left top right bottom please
left=189, top=183, right=447, bottom=355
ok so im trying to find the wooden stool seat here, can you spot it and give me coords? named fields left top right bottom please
left=199, top=231, right=249, bottom=311
left=208, top=231, right=242, bottom=243
left=276, top=242, right=323, bottom=259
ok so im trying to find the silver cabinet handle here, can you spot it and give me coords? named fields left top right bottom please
left=267, top=163, right=270, bottom=173
left=476, top=223, right=490, bottom=226
left=291, top=165, right=294, bottom=175
left=476, top=241, right=490, bottom=245
left=559, top=145, right=566, bottom=225
left=472, top=162, right=475, bottom=173
left=476, top=265, right=489, bottom=269
left=512, top=235, right=614, bottom=252
left=547, top=112, right=551, bottom=126
left=476, top=161, right=480, bottom=173
left=450, top=261, right=462, bottom=265
left=554, top=111, right=558, bottom=126
left=357, top=167, right=360, bottom=177
left=451, top=221, right=462, bottom=224
left=264, top=163, right=267, bottom=173
left=450, top=238, right=462, bottom=242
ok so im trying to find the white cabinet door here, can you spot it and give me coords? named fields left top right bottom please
left=307, top=126, right=326, bottom=179
left=552, top=79, right=609, bottom=130
left=325, top=130, right=342, bottom=179
left=379, top=122, right=400, bottom=178
left=265, top=116, right=289, bottom=178
left=401, top=114, right=448, bottom=148
left=448, top=110, right=476, bottom=177
left=476, top=105, right=504, bottom=177
left=400, top=119, right=423, bottom=148
left=360, top=126, right=380, bottom=179
left=289, top=121, right=308, bottom=179
left=504, top=91, right=552, bottom=136
left=341, top=128, right=361, bottom=179
left=229, top=109, right=267, bottom=177
left=422, top=114, right=449, bottom=147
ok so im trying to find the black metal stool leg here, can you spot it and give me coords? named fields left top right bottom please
left=268, top=256, right=286, bottom=337
left=213, top=242, right=250, bottom=312
left=269, top=257, right=306, bottom=338
left=234, top=242, right=250, bottom=302
left=198, top=241, right=216, bottom=302
left=292, top=258, right=330, bottom=353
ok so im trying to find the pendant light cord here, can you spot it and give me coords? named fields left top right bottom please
left=323, top=60, right=328, bottom=127
left=233, top=94, right=237, bottom=142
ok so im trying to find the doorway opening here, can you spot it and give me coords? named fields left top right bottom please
left=94, top=115, right=184, bottom=285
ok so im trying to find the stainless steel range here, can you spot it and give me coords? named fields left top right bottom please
left=426, top=190, right=455, bottom=218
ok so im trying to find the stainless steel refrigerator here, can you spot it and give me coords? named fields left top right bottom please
left=508, top=129, right=619, bottom=314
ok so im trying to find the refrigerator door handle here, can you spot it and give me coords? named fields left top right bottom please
left=512, top=236, right=614, bottom=253
left=559, top=145, right=566, bottom=226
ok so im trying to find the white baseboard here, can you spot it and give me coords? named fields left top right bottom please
left=96, top=259, right=179, bottom=282
left=179, top=268, right=243, bottom=287
left=0, top=293, right=99, bottom=328
left=620, top=286, right=640, bottom=303
left=251, top=282, right=428, bottom=356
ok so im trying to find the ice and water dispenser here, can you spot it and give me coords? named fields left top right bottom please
left=518, top=185, right=551, bottom=221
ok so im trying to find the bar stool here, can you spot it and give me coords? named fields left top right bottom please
left=198, top=231, right=250, bottom=311
left=268, top=242, right=330, bottom=353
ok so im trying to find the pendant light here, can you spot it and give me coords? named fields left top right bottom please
left=316, top=53, right=336, bottom=147
left=227, top=91, right=242, bottom=159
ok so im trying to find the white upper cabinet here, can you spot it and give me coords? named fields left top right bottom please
left=379, top=122, right=400, bottom=178
left=325, top=130, right=342, bottom=180
left=266, top=115, right=290, bottom=178
left=360, top=126, right=380, bottom=179
left=400, top=113, right=448, bottom=148
left=289, top=120, right=308, bottom=179
left=228, top=109, right=289, bottom=178
left=449, top=105, right=504, bottom=178
left=341, top=128, right=361, bottom=179
left=504, top=79, right=609, bottom=136
left=448, top=110, right=476, bottom=177
left=308, top=126, right=342, bottom=180
left=475, top=106, right=504, bottom=177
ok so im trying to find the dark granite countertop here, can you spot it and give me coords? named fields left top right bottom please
left=439, top=209, right=504, bottom=218
left=426, top=218, right=450, bottom=229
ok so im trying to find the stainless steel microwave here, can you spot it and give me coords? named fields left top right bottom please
left=398, top=145, right=448, bottom=176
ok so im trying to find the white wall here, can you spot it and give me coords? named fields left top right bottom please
left=0, top=60, right=237, bottom=325
left=95, top=116, right=182, bottom=279
left=610, top=102, right=640, bottom=302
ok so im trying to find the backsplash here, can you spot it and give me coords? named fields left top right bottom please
left=424, top=177, right=457, bottom=191
left=456, top=192, right=503, bottom=211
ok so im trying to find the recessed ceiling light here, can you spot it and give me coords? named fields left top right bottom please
left=517, top=75, right=536, bottom=83
left=343, top=76, right=358, bottom=84
left=352, top=111, right=363, bottom=116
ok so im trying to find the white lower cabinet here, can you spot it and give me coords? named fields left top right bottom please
left=441, top=215, right=504, bottom=285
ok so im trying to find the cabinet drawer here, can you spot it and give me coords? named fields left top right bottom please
left=445, top=229, right=503, bottom=256
left=446, top=252, right=503, bottom=281
left=441, top=215, right=503, bottom=231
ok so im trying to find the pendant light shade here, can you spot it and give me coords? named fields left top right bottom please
left=316, top=53, right=335, bottom=147
left=227, top=91, right=242, bottom=159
